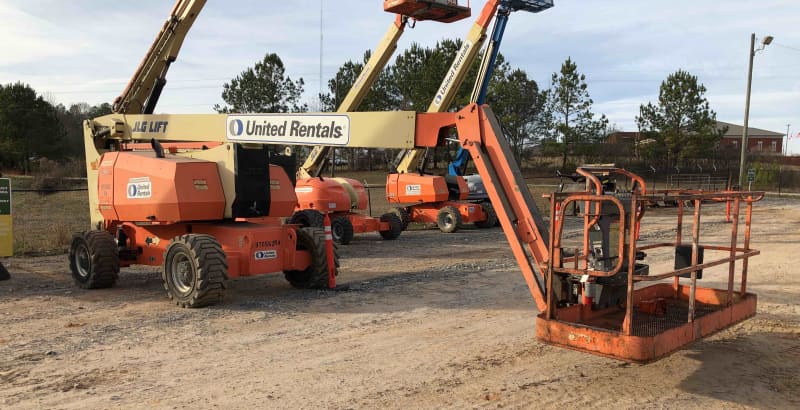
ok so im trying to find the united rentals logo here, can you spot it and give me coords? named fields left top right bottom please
left=226, top=114, right=350, bottom=145
left=229, top=119, right=244, bottom=136
left=433, top=39, right=473, bottom=108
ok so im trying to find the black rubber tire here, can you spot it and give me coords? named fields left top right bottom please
left=437, top=206, right=462, bottom=233
left=69, top=230, right=120, bottom=289
left=379, top=212, right=403, bottom=240
left=331, top=216, right=354, bottom=245
left=287, top=209, right=325, bottom=228
left=475, top=201, right=498, bottom=229
left=284, top=227, right=335, bottom=289
left=162, top=234, right=228, bottom=308
left=390, top=206, right=410, bottom=231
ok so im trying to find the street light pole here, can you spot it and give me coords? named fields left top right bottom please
left=785, top=124, right=790, bottom=156
left=738, top=33, right=773, bottom=189
left=738, top=33, right=756, bottom=189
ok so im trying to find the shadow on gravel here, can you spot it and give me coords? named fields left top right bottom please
left=678, top=331, right=800, bottom=408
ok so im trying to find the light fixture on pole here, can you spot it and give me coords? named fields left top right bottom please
left=738, top=33, right=773, bottom=189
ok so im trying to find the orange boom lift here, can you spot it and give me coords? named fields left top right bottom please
left=291, top=1, right=472, bottom=244
left=72, top=0, right=762, bottom=362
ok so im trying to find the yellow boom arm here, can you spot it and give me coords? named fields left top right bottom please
left=113, top=0, right=205, bottom=114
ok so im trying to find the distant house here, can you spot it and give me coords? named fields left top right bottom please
left=606, top=122, right=785, bottom=157
left=717, top=121, right=784, bottom=155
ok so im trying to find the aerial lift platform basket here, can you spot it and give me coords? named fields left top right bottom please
left=454, top=108, right=763, bottom=363
left=384, top=0, right=472, bottom=23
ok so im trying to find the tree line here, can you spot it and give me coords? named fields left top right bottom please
left=0, top=38, right=723, bottom=175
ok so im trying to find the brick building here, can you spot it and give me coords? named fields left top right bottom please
left=717, top=121, right=784, bottom=155
left=606, top=122, right=785, bottom=157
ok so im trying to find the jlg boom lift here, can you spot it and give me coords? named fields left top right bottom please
left=71, top=0, right=762, bottom=363
left=291, top=1, right=471, bottom=244
left=386, top=0, right=553, bottom=233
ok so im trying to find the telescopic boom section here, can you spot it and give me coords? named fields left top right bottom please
left=455, top=104, right=550, bottom=310
left=393, top=0, right=500, bottom=175
left=300, top=1, right=472, bottom=179
left=112, top=0, right=206, bottom=114
left=298, top=15, right=409, bottom=179
left=397, top=0, right=554, bottom=175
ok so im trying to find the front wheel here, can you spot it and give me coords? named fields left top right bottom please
left=284, top=227, right=336, bottom=289
left=69, top=231, right=120, bottom=289
left=379, top=212, right=402, bottom=240
left=390, top=206, right=410, bottom=231
left=437, top=206, right=462, bottom=233
left=162, top=234, right=228, bottom=308
left=288, top=209, right=325, bottom=228
left=331, top=216, right=354, bottom=245
left=474, top=201, right=497, bottom=229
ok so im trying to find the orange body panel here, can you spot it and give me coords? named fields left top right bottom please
left=98, top=152, right=224, bottom=222
left=386, top=173, right=449, bottom=203
left=407, top=201, right=486, bottom=224
left=119, top=221, right=310, bottom=278
left=384, top=0, right=471, bottom=23
left=295, top=177, right=368, bottom=212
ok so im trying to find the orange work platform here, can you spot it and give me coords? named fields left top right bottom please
left=535, top=189, right=763, bottom=363
left=384, top=0, right=471, bottom=23
left=537, top=285, right=757, bottom=363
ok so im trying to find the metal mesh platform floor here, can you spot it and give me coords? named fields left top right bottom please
left=581, top=299, right=725, bottom=337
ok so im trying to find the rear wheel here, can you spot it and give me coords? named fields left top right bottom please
left=331, top=216, right=354, bottom=245
left=69, top=231, right=120, bottom=289
left=475, top=201, right=497, bottom=229
left=437, top=206, right=462, bottom=233
left=390, top=206, right=410, bottom=231
left=288, top=209, right=324, bottom=228
left=379, top=212, right=402, bottom=240
left=162, top=234, right=228, bottom=308
left=284, top=227, right=335, bottom=289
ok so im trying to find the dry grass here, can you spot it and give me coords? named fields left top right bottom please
left=11, top=190, right=89, bottom=255
left=5, top=170, right=560, bottom=256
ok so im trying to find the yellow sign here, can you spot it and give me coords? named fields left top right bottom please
left=0, top=178, right=11, bottom=256
left=0, top=215, right=11, bottom=256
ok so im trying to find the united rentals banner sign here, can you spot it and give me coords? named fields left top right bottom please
left=226, top=114, right=350, bottom=146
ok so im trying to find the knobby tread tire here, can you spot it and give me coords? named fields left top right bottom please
left=162, top=234, right=228, bottom=308
left=475, top=201, right=498, bottom=229
left=331, top=216, right=355, bottom=245
left=69, top=230, right=120, bottom=289
left=379, top=212, right=402, bottom=240
left=284, top=227, right=336, bottom=289
left=288, top=209, right=325, bottom=228
left=437, top=206, right=462, bottom=234
left=390, top=206, right=410, bottom=231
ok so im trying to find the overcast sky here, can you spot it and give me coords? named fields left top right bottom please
left=1, top=0, right=799, bottom=153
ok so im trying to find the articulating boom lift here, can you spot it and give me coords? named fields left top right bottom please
left=72, top=0, right=762, bottom=362
left=386, top=0, right=553, bottom=233
left=290, top=1, right=472, bottom=244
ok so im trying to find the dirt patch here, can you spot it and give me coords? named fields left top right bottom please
left=0, top=198, right=798, bottom=408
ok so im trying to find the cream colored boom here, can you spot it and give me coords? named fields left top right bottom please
left=394, top=0, right=500, bottom=174
left=298, top=16, right=408, bottom=179
left=114, top=0, right=205, bottom=114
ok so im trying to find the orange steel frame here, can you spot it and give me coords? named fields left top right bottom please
left=443, top=104, right=763, bottom=362
left=538, top=190, right=762, bottom=362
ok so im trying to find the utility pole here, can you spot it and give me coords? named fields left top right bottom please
left=738, top=33, right=755, bottom=189
left=786, top=123, right=790, bottom=156
left=738, top=33, right=773, bottom=189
